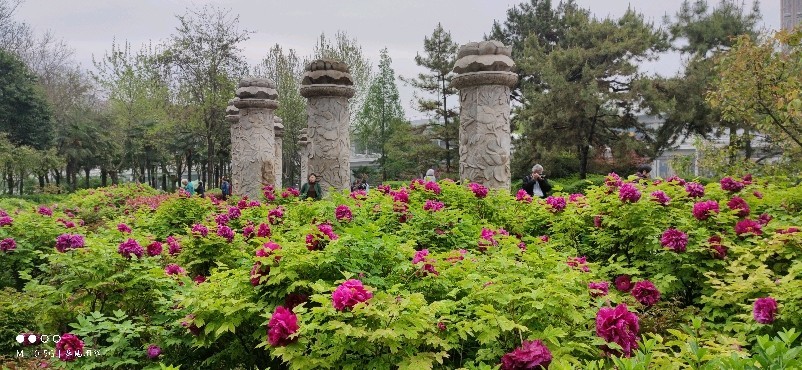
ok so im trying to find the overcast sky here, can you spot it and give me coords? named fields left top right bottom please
left=14, top=0, right=783, bottom=119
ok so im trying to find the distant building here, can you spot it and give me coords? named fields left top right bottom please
left=782, top=0, right=802, bottom=32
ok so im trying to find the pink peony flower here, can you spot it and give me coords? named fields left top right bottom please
left=0, top=238, right=16, bottom=252
left=742, top=174, right=753, bottom=184
left=146, top=344, right=161, bottom=359
left=615, top=275, right=633, bottom=292
left=166, top=236, right=181, bottom=255
left=117, top=223, right=132, bottom=233
left=605, top=173, right=623, bottom=189
left=618, top=183, right=641, bottom=203
left=500, top=340, right=552, bottom=370
left=317, top=223, right=338, bottom=240
left=708, top=235, right=727, bottom=259
left=242, top=224, right=255, bottom=239
left=181, top=314, right=201, bottom=336
left=569, top=193, right=585, bottom=203
left=726, top=196, right=750, bottom=218
left=268, top=206, right=284, bottom=224
left=423, top=199, right=444, bottom=212
left=589, top=281, right=609, bottom=297
left=753, top=191, right=763, bottom=199
left=332, top=279, right=373, bottom=311
left=720, top=177, right=744, bottom=192
left=660, top=228, right=688, bottom=252
left=735, top=219, right=763, bottom=236
left=146, top=241, right=163, bottom=257
left=257, top=223, right=271, bottom=238
left=777, top=227, right=800, bottom=234
left=227, top=206, right=241, bottom=219
left=753, top=297, right=778, bottom=324
left=194, top=275, right=206, bottom=284
left=37, top=206, right=53, bottom=216
left=217, top=225, right=235, bottom=242
left=478, top=227, right=497, bottom=251
left=546, top=196, right=566, bottom=211
left=256, top=241, right=282, bottom=260
left=516, top=189, right=532, bottom=203
left=567, top=256, right=589, bottom=272
left=412, top=249, right=438, bottom=276
left=250, top=262, right=269, bottom=286
left=437, top=322, right=447, bottom=331
left=164, top=263, right=186, bottom=276
left=758, top=213, right=772, bottom=226
left=377, top=184, right=391, bottom=194
left=267, top=306, right=300, bottom=347
left=191, top=224, right=208, bottom=237
left=594, top=215, right=603, bottom=228
left=335, top=205, right=352, bottom=222
left=650, top=191, right=671, bottom=206
left=631, top=280, right=660, bottom=306
left=55, top=333, right=84, bottom=361
left=393, top=188, right=409, bottom=203
left=0, top=215, right=12, bottom=226
left=596, top=303, right=640, bottom=357
left=468, top=183, right=488, bottom=198
left=666, top=175, right=686, bottom=185
left=350, top=190, right=368, bottom=200
left=424, top=181, right=441, bottom=194
left=685, top=182, right=705, bottom=198
left=412, top=249, right=429, bottom=264
left=214, top=213, right=230, bottom=225
left=55, top=234, right=85, bottom=252
left=118, top=238, right=144, bottom=259
left=692, top=200, right=720, bottom=220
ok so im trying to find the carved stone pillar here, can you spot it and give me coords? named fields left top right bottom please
left=273, top=116, right=284, bottom=188
left=225, top=99, right=239, bottom=188
left=451, top=41, right=518, bottom=190
left=231, top=78, right=279, bottom=199
left=297, top=128, right=309, bottom=186
left=300, top=59, right=355, bottom=194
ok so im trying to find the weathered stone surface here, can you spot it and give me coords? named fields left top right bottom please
left=453, top=41, right=517, bottom=190
left=298, top=128, right=309, bottom=185
left=305, top=96, right=351, bottom=192
left=274, top=116, right=284, bottom=188
left=301, top=58, right=355, bottom=88
left=230, top=78, right=279, bottom=199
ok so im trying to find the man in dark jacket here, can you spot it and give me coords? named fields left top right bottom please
left=522, top=164, right=552, bottom=198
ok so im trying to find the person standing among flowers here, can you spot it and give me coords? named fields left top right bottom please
left=220, top=177, right=231, bottom=200
left=181, top=179, right=195, bottom=196
left=424, top=169, right=436, bottom=182
left=300, top=173, right=323, bottom=201
left=634, top=164, right=652, bottom=181
left=522, top=164, right=551, bottom=198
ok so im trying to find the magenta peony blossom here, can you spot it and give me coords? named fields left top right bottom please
left=631, top=280, right=660, bottom=306
left=660, top=228, right=688, bottom=252
left=214, top=213, right=230, bottom=225
left=191, top=224, right=208, bottom=237
left=567, top=256, right=589, bottom=272
left=256, top=241, right=282, bottom=261
left=194, top=275, right=206, bottom=284
left=58, top=218, right=76, bottom=228
left=250, top=262, right=269, bottom=286
left=412, top=249, right=429, bottom=264
left=217, top=225, right=235, bottom=242
left=242, top=224, right=255, bottom=239
left=412, top=249, right=437, bottom=275
left=267, top=306, right=300, bottom=347
left=146, top=241, right=163, bottom=256
left=546, top=196, right=567, bottom=211
left=227, top=206, right=241, bottom=219
left=692, top=200, right=720, bottom=220
left=257, top=223, right=271, bottom=238
left=777, top=227, right=800, bottom=234
left=685, top=182, right=705, bottom=198
left=55, top=234, right=85, bottom=252
left=720, top=177, right=745, bottom=192
left=516, top=189, right=532, bottom=203
left=37, top=206, right=53, bottom=216
left=753, top=190, right=763, bottom=199
left=735, top=219, right=763, bottom=236
left=569, top=193, right=585, bottom=203
left=758, top=213, right=772, bottom=226
left=335, top=205, right=353, bottom=222
left=437, top=322, right=447, bottom=331
left=423, top=199, right=445, bottom=212
left=393, top=188, right=410, bottom=203
left=0, top=215, right=12, bottom=226
left=237, top=198, right=249, bottom=209
left=317, top=223, right=338, bottom=240
left=468, top=183, right=488, bottom=198
left=118, top=238, right=144, bottom=259
left=666, top=175, right=686, bottom=185
left=424, top=181, right=441, bottom=195
left=55, top=333, right=84, bottom=361
left=0, top=238, right=16, bottom=252
left=727, top=196, right=750, bottom=218
left=181, top=314, right=201, bottom=336
left=165, top=263, right=186, bottom=276
left=268, top=206, right=285, bottom=224
left=146, top=344, right=161, bottom=359
left=650, top=191, right=671, bottom=206
left=332, top=279, right=373, bottom=311
left=377, top=184, right=391, bottom=194
left=615, top=275, right=633, bottom=292
left=605, top=173, right=623, bottom=189
left=589, top=281, right=610, bottom=297
left=500, top=340, right=552, bottom=370
left=594, top=215, right=603, bottom=228
left=618, top=183, right=642, bottom=203
left=596, top=303, right=640, bottom=357
left=117, top=223, right=132, bottom=233
left=305, top=233, right=319, bottom=251
left=753, top=297, right=778, bottom=324
left=166, top=236, right=181, bottom=255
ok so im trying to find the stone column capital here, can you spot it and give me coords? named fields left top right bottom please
left=451, top=71, right=518, bottom=89
left=451, top=40, right=518, bottom=89
left=300, top=59, right=355, bottom=98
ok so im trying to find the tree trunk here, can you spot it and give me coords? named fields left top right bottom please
left=53, top=168, right=61, bottom=187
left=17, top=169, right=23, bottom=194
left=187, top=151, right=193, bottom=182
left=6, top=171, right=13, bottom=195
left=84, top=167, right=91, bottom=188
left=578, top=145, right=590, bottom=180
left=161, top=164, right=168, bottom=191
left=38, top=175, right=45, bottom=189
left=207, top=135, right=215, bottom=189
left=101, top=168, right=108, bottom=187
left=109, top=170, right=119, bottom=185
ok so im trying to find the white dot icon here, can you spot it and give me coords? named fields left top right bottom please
left=27, top=334, right=37, bottom=343
left=16, top=334, right=24, bottom=343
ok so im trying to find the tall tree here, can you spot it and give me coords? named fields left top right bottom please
left=0, top=49, right=52, bottom=149
left=708, top=30, right=802, bottom=160
left=403, top=23, right=459, bottom=174
left=383, top=119, right=442, bottom=180
left=313, top=31, right=373, bottom=131
left=517, top=7, right=669, bottom=179
left=355, top=48, right=404, bottom=180
left=648, top=0, right=761, bottom=155
left=254, top=44, right=307, bottom=187
left=162, top=5, right=250, bottom=187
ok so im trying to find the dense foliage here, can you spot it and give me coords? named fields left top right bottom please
left=1, top=175, right=802, bottom=369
